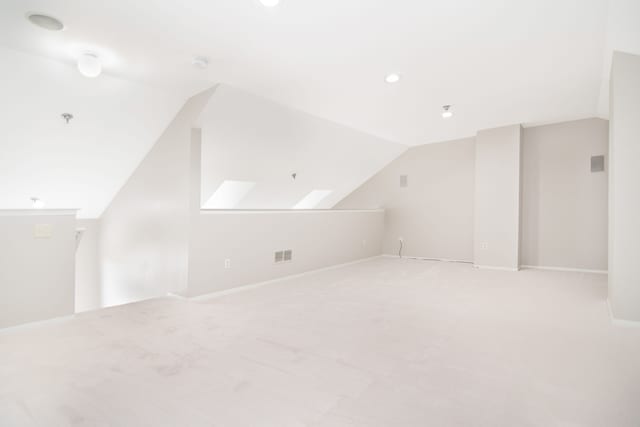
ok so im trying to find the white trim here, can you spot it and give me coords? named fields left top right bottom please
left=0, top=209, right=78, bottom=217
left=474, top=265, right=520, bottom=272
left=0, top=314, right=75, bottom=334
left=199, top=209, right=384, bottom=215
left=520, top=265, right=608, bottom=275
left=607, top=299, right=640, bottom=328
left=382, top=254, right=473, bottom=264
left=187, top=255, right=383, bottom=301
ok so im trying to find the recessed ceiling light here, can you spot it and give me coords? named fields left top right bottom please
left=260, top=0, right=280, bottom=7
left=31, top=197, right=45, bottom=209
left=77, top=52, right=102, bottom=78
left=442, top=105, right=453, bottom=118
left=385, top=73, right=401, bottom=84
left=192, top=56, right=209, bottom=69
left=27, top=13, right=64, bottom=31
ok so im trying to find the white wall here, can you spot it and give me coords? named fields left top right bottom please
left=186, top=210, right=384, bottom=297
left=199, top=85, right=406, bottom=210
left=521, top=119, right=609, bottom=271
left=75, top=219, right=101, bottom=312
left=336, top=138, right=475, bottom=261
left=474, top=125, right=522, bottom=270
left=0, top=211, right=76, bottom=328
left=99, top=89, right=213, bottom=307
left=609, top=51, right=640, bottom=322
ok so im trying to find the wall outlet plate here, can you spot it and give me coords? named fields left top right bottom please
left=224, top=259, right=231, bottom=269
left=33, top=224, right=52, bottom=239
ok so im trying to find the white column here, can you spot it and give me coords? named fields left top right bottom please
left=473, top=125, right=523, bottom=270
left=608, top=51, right=640, bottom=322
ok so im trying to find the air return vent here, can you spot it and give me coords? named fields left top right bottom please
left=275, top=250, right=293, bottom=263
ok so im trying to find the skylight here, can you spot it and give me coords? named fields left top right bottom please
left=293, top=190, right=333, bottom=209
left=203, top=180, right=256, bottom=209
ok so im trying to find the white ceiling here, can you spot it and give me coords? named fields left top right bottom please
left=0, top=0, right=639, bottom=216
left=0, top=46, right=184, bottom=217
left=3, top=0, right=639, bottom=145
left=199, top=85, right=406, bottom=210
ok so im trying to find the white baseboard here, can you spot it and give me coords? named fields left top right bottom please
left=382, top=254, right=473, bottom=264
left=186, top=255, right=384, bottom=302
left=521, top=265, right=608, bottom=275
left=474, top=265, right=519, bottom=272
left=607, top=299, right=640, bottom=328
left=0, top=314, right=75, bottom=334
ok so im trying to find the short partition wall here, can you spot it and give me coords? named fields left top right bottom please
left=185, top=209, right=385, bottom=297
left=0, top=210, right=77, bottom=328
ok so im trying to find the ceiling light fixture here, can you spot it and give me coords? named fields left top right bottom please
left=31, top=197, right=45, bottom=209
left=192, top=56, right=209, bottom=69
left=385, top=73, right=401, bottom=84
left=260, top=0, right=280, bottom=7
left=27, top=13, right=64, bottom=31
left=442, top=105, right=453, bottom=118
left=77, top=52, right=102, bottom=78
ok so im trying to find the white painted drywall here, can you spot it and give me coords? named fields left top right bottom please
left=199, top=85, right=407, bottom=210
left=474, top=125, right=522, bottom=270
left=185, top=210, right=384, bottom=297
left=521, top=119, right=609, bottom=271
left=99, top=89, right=214, bottom=308
left=75, top=219, right=101, bottom=312
left=608, top=51, right=640, bottom=322
left=336, top=138, right=476, bottom=261
left=0, top=211, right=76, bottom=328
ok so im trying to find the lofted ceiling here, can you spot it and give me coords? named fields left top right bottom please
left=0, top=0, right=639, bottom=216
left=0, top=46, right=184, bottom=217
left=199, top=85, right=406, bottom=210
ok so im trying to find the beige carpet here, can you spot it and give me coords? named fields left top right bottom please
left=1, top=258, right=639, bottom=426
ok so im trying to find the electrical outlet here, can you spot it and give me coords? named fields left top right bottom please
left=480, top=242, right=488, bottom=250
left=398, top=237, right=404, bottom=243
left=362, top=239, right=367, bottom=247
left=33, top=224, right=52, bottom=239
left=224, top=259, right=231, bottom=269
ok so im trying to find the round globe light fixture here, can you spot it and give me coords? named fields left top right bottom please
left=77, top=52, right=102, bottom=78
left=385, top=73, right=401, bottom=84
left=260, top=0, right=280, bottom=7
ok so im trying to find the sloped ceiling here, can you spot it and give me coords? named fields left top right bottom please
left=0, top=47, right=185, bottom=217
left=1, top=0, right=639, bottom=216
left=198, top=85, right=406, bottom=209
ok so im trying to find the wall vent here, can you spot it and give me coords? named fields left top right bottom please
left=591, top=155, right=605, bottom=173
left=275, top=249, right=293, bottom=263
left=400, top=175, right=408, bottom=188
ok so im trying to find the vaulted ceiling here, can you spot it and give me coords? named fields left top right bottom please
left=0, top=0, right=639, bottom=216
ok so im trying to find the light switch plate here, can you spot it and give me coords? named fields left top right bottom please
left=34, top=224, right=52, bottom=239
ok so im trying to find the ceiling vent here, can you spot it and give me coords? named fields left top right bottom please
left=27, top=13, right=64, bottom=31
